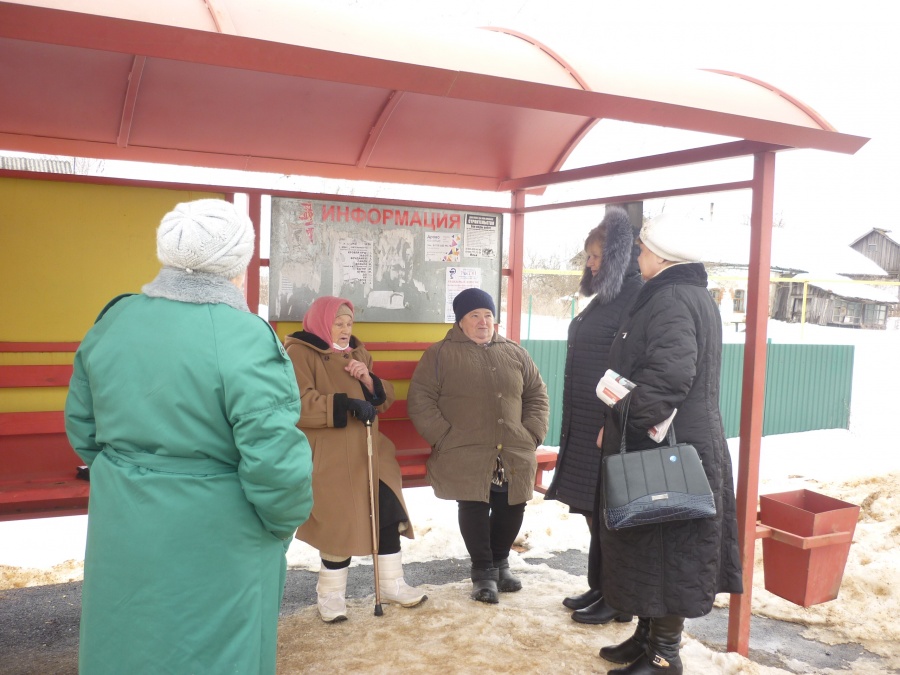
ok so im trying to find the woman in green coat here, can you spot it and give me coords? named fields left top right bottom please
left=65, top=199, right=314, bottom=675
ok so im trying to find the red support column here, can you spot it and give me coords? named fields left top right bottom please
left=727, top=151, right=776, bottom=655
left=246, top=192, right=262, bottom=315
left=506, top=190, right=526, bottom=342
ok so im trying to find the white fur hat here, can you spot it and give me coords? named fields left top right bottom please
left=156, top=199, right=254, bottom=279
left=639, top=212, right=707, bottom=263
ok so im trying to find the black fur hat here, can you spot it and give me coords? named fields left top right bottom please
left=578, top=207, right=640, bottom=303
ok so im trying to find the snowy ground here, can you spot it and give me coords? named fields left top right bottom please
left=1, top=319, right=898, bottom=673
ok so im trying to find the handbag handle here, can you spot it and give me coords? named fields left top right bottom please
left=617, top=393, right=676, bottom=455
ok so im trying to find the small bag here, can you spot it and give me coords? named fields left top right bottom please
left=602, top=398, right=715, bottom=531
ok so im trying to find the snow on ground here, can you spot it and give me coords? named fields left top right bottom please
left=1, top=319, right=898, bottom=673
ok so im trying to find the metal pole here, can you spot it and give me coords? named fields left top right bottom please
left=728, top=151, right=775, bottom=655
left=527, top=295, right=532, bottom=339
left=365, top=419, right=383, bottom=616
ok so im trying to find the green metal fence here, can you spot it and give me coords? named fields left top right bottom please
left=522, top=340, right=854, bottom=444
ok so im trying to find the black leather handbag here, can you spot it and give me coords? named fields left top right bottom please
left=602, top=399, right=716, bottom=531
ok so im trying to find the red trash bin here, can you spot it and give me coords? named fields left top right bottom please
left=759, top=489, right=859, bottom=607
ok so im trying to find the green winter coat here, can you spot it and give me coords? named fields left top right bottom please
left=64, top=270, right=313, bottom=675
left=407, top=325, right=550, bottom=505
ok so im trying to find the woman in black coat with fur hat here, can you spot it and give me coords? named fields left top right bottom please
left=593, top=213, right=742, bottom=675
left=545, top=207, right=642, bottom=624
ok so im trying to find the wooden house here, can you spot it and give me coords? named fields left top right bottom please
left=850, top=229, right=900, bottom=278
left=771, top=273, right=898, bottom=329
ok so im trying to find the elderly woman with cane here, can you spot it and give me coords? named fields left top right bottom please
left=284, top=296, right=426, bottom=622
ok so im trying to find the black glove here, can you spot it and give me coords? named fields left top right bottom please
left=346, top=398, right=377, bottom=423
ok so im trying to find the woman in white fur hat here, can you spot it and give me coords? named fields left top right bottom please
left=592, top=212, right=741, bottom=674
left=65, top=199, right=314, bottom=675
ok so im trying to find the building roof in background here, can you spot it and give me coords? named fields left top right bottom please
left=0, top=0, right=868, bottom=193
left=849, top=228, right=900, bottom=248
left=705, top=226, right=889, bottom=276
left=0, top=156, right=73, bottom=173
left=790, top=273, right=899, bottom=304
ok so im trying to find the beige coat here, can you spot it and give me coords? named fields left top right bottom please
left=407, top=325, right=549, bottom=505
left=285, top=332, right=412, bottom=557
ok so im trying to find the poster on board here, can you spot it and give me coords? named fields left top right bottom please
left=269, top=198, right=503, bottom=323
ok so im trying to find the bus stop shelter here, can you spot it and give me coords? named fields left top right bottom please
left=0, top=0, right=870, bottom=657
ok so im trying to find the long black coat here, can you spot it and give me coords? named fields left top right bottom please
left=544, top=268, right=642, bottom=513
left=593, top=263, right=743, bottom=618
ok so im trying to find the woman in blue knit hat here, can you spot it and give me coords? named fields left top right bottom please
left=407, top=287, right=550, bottom=603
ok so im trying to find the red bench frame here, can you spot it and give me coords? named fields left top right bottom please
left=0, top=341, right=557, bottom=521
left=0, top=344, right=89, bottom=521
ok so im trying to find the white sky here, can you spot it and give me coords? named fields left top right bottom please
left=330, top=0, right=900, bottom=260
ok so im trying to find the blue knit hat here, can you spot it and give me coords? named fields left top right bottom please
left=453, top=288, right=496, bottom=323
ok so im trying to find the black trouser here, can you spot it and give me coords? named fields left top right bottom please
left=457, top=490, right=526, bottom=570
left=587, top=518, right=602, bottom=591
left=322, top=481, right=403, bottom=570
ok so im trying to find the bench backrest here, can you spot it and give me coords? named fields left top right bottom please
left=0, top=339, right=557, bottom=520
left=0, top=343, right=87, bottom=520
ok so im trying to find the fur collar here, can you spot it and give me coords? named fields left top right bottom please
left=579, top=212, right=641, bottom=304
left=142, top=267, right=249, bottom=312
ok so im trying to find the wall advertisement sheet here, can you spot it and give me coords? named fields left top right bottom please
left=270, top=198, right=502, bottom=323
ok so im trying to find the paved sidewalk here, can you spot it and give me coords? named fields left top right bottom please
left=0, top=550, right=891, bottom=674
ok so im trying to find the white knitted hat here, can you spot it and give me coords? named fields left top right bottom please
left=156, top=199, right=254, bottom=279
left=639, top=212, right=707, bottom=263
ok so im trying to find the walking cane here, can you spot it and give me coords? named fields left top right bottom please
left=365, top=418, right=384, bottom=616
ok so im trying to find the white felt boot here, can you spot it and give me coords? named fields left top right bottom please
left=316, top=566, right=349, bottom=623
left=378, top=552, right=427, bottom=607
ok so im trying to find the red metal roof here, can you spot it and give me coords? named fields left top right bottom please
left=0, top=0, right=868, bottom=192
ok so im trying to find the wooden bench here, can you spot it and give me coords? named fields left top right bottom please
left=0, top=340, right=558, bottom=522
left=0, top=344, right=88, bottom=521
left=368, top=342, right=557, bottom=493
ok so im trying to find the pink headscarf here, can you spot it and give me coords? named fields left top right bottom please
left=303, top=296, right=354, bottom=351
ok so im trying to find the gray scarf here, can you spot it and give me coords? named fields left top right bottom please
left=142, top=267, right=250, bottom=312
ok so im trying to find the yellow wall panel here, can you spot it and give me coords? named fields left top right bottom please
left=1, top=178, right=222, bottom=341
left=0, top=387, right=68, bottom=413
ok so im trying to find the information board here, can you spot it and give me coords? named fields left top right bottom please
left=269, top=198, right=502, bottom=323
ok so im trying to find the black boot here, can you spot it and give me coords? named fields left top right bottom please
left=600, top=617, right=650, bottom=664
left=494, top=558, right=522, bottom=593
left=572, top=597, right=633, bottom=625
left=608, top=615, right=684, bottom=674
left=562, top=587, right=603, bottom=610
left=470, top=567, right=499, bottom=604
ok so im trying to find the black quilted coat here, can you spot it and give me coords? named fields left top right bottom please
left=593, top=262, right=743, bottom=618
left=544, top=211, right=642, bottom=514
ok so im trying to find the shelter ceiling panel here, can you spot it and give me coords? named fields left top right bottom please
left=366, top=93, right=591, bottom=180
left=130, top=57, right=391, bottom=165
left=0, top=38, right=133, bottom=143
left=574, top=61, right=827, bottom=130
left=4, top=0, right=218, bottom=31
left=0, top=0, right=869, bottom=187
